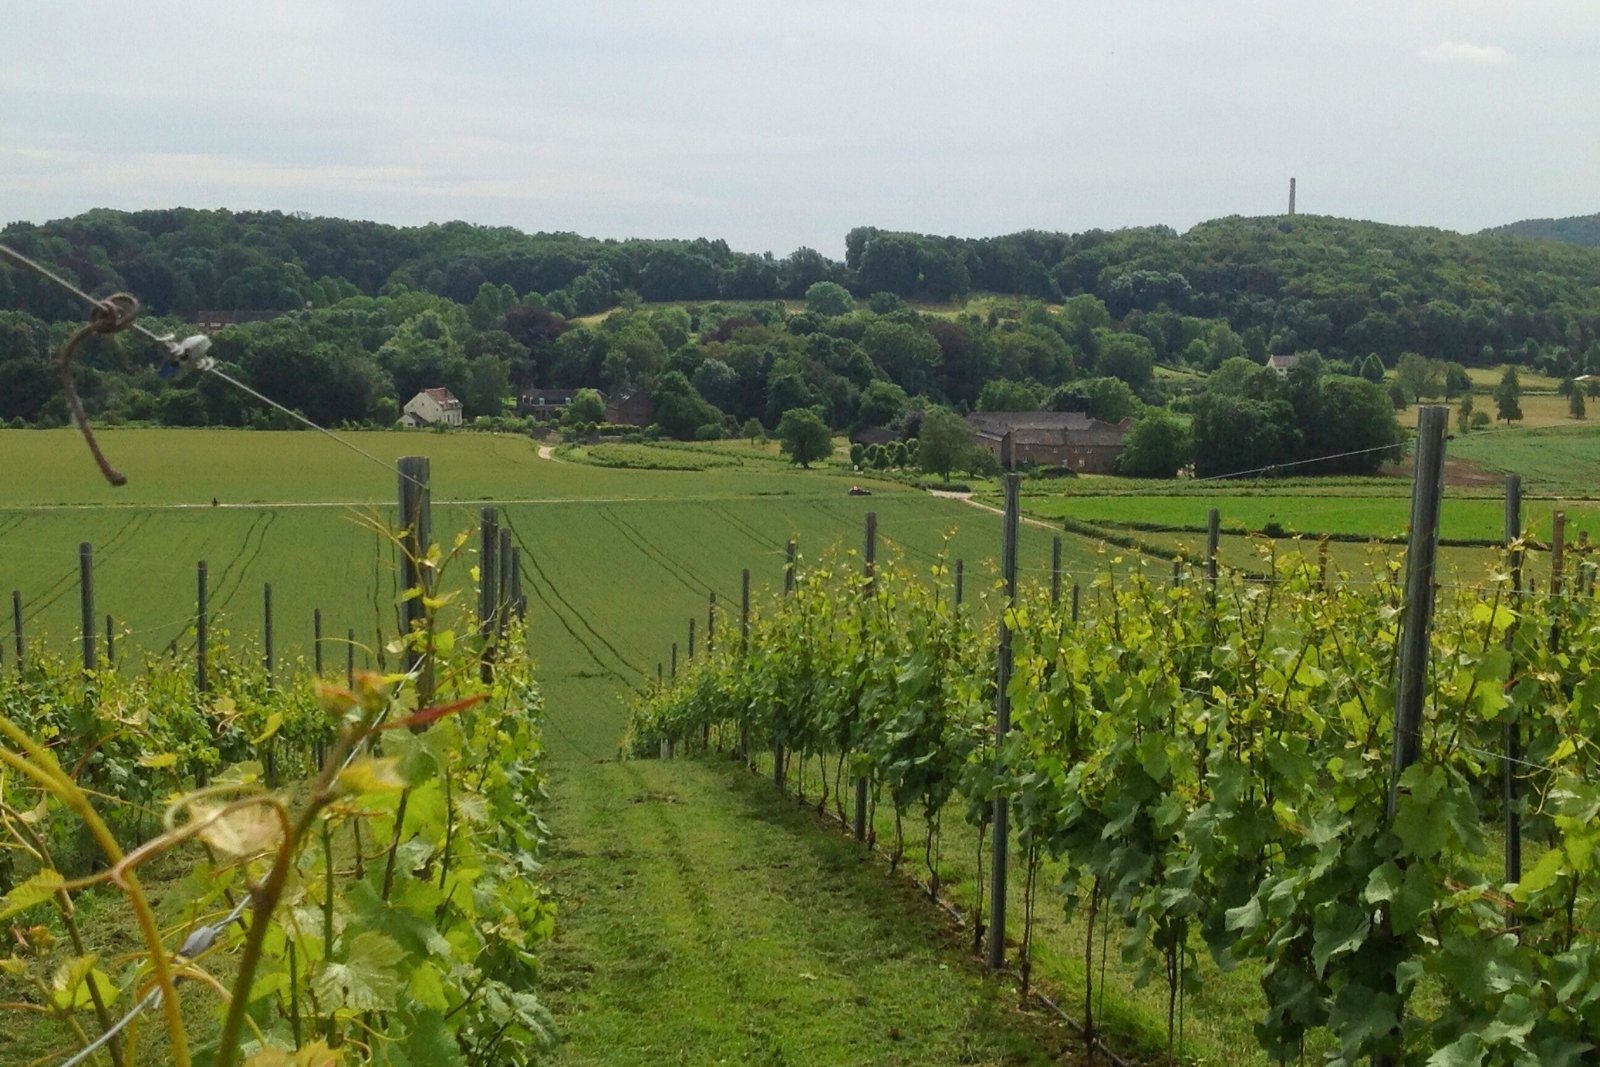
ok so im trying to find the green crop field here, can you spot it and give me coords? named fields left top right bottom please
left=0, top=429, right=1088, bottom=748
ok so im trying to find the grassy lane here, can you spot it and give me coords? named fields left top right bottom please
left=538, top=748, right=1083, bottom=1066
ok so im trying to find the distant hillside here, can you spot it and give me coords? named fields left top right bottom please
left=1481, top=213, right=1600, bottom=247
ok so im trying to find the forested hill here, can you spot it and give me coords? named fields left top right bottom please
left=1480, top=213, right=1600, bottom=248
left=4, top=208, right=1600, bottom=369
left=1, top=207, right=1598, bottom=441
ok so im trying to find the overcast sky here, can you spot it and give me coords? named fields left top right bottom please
left=3, top=1, right=1596, bottom=257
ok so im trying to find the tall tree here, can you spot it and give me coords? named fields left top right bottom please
left=1494, top=365, right=1523, bottom=423
left=776, top=406, right=833, bottom=467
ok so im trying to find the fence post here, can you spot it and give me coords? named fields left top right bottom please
left=11, top=590, right=21, bottom=675
left=1551, top=511, right=1567, bottom=598
left=1376, top=405, right=1448, bottom=1066
left=263, top=583, right=274, bottom=686
left=105, top=615, right=114, bottom=667
left=346, top=628, right=355, bottom=686
left=510, top=547, right=524, bottom=623
left=776, top=539, right=796, bottom=789
left=498, top=527, right=514, bottom=640
left=688, top=617, right=696, bottom=659
left=955, top=558, right=964, bottom=608
left=671, top=642, right=678, bottom=678
left=740, top=568, right=751, bottom=762
left=79, top=543, right=95, bottom=674
left=1502, top=474, right=1524, bottom=885
left=1051, top=536, right=1062, bottom=606
left=479, top=507, right=499, bottom=679
left=988, top=473, right=1021, bottom=970
left=1206, top=507, right=1221, bottom=586
left=703, top=592, right=716, bottom=748
left=854, top=511, right=876, bottom=843
left=197, top=560, right=209, bottom=693
left=397, top=456, right=433, bottom=703
left=1390, top=406, right=1447, bottom=816
left=1071, top=582, right=1080, bottom=623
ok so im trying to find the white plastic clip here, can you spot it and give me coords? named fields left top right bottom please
left=158, top=334, right=214, bottom=380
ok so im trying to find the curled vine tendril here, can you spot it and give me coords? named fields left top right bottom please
left=59, top=292, right=141, bottom=487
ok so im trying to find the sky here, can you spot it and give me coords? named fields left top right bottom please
left=3, top=1, right=1597, bottom=257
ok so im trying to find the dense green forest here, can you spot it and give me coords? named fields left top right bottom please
left=0, top=208, right=1596, bottom=476
left=1481, top=212, right=1600, bottom=248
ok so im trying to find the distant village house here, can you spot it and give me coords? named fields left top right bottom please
left=966, top=411, right=1130, bottom=474
left=604, top=390, right=654, bottom=427
left=402, top=388, right=463, bottom=428
left=1266, top=353, right=1300, bottom=377
left=195, top=310, right=291, bottom=333
left=519, top=388, right=589, bottom=420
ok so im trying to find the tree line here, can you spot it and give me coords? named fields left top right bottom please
left=7, top=206, right=1600, bottom=477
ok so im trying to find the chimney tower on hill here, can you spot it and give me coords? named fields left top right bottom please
left=1288, top=177, right=1297, bottom=216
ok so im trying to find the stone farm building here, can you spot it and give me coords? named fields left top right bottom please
left=402, top=388, right=463, bottom=428
left=520, top=388, right=587, bottom=420
left=604, top=390, right=654, bottom=427
left=967, top=411, right=1131, bottom=474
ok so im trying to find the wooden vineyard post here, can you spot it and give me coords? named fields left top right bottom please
left=1549, top=511, right=1568, bottom=656
left=105, top=615, right=114, bottom=667
left=688, top=617, right=696, bottom=660
left=955, top=558, right=964, bottom=608
left=988, top=473, right=1021, bottom=970
left=263, top=583, right=274, bottom=686
left=79, top=543, right=95, bottom=674
left=11, top=590, right=21, bottom=675
left=740, top=568, right=751, bottom=763
left=854, top=511, right=876, bottom=844
left=1376, top=405, right=1447, bottom=1067
left=1206, top=507, right=1221, bottom=594
left=703, top=592, right=716, bottom=748
left=497, top=528, right=514, bottom=641
left=1390, top=406, right=1447, bottom=815
left=397, top=456, right=433, bottom=704
left=197, top=560, right=209, bottom=694
left=1071, top=582, right=1080, bottom=623
left=670, top=642, right=678, bottom=678
left=776, top=539, right=796, bottom=789
left=1051, top=536, right=1062, bottom=606
left=1319, top=538, right=1330, bottom=591
left=479, top=507, right=499, bottom=681
left=346, top=628, right=355, bottom=687
left=510, top=547, right=524, bottom=622
left=1503, top=475, right=1524, bottom=885
left=314, top=609, right=324, bottom=676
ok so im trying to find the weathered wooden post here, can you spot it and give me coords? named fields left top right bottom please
left=346, top=628, right=355, bottom=687
left=688, top=617, right=696, bottom=659
left=989, top=473, right=1021, bottom=970
left=105, top=615, right=114, bottom=667
left=497, top=527, right=514, bottom=640
left=703, top=591, right=716, bottom=747
left=1071, top=582, right=1080, bottom=623
left=955, top=558, right=965, bottom=608
left=397, top=456, right=433, bottom=702
left=263, top=583, right=274, bottom=686
left=776, top=539, right=796, bottom=789
left=1502, top=475, right=1524, bottom=885
left=479, top=507, right=499, bottom=680
left=854, top=511, right=876, bottom=843
left=1051, top=536, right=1062, bottom=606
left=510, top=547, right=524, bottom=622
left=79, top=543, right=95, bottom=673
left=197, top=560, right=209, bottom=693
left=740, top=567, right=751, bottom=762
left=1376, top=406, right=1448, bottom=1067
left=11, top=590, right=21, bottom=675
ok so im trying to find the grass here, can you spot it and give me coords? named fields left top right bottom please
left=1452, top=422, right=1600, bottom=492
left=540, top=754, right=1083, bottom=1066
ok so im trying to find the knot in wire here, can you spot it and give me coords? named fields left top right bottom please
left=85, top=292, right=141, bottom=336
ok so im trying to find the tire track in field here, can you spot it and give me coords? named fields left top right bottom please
left=708, top=504, right=782, bottom=553
left=498, top=510, right=646, bottom=691
left=210, top=511, right=279, bottom=620
left=602, top=507, right=736, bottom=604
left=21, top=510, right=153, bottom=626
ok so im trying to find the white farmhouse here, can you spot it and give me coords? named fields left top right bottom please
left=402, top=388, right=463, bottom=428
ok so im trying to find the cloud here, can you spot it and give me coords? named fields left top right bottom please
left=1419, top=41, right=1515, bottom=64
